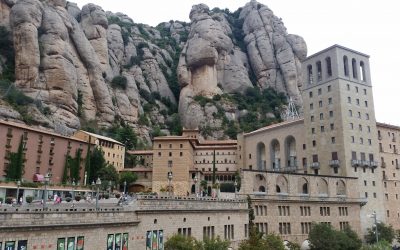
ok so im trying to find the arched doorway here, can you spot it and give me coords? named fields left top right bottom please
left=191, top=184, right=195, bottom=194
left=259, top=186, right=266, bottom=192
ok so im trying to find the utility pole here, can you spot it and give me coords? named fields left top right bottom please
left=371, top=211, right=378, bottom=243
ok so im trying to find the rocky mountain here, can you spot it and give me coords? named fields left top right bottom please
left=0, top=0, right=306, bottom=145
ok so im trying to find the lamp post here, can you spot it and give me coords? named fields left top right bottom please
left=72, top=180, right=76, bottom=201
left=167, top=171, right=173, bottom=197
left=95, top=177, right=101, bottom=210
left=167, top=160, right=173, bottom=197
left=16, top=180, right=21, bottom=205
left=108, top=180, right=112, bottom=197
left=91, top=181, right=95, bottom=200
left=193, top=175, right=198, bottom=197
left=215, top=178, right=220, bottom=198
left=123, top=181, right=127, bottom=195
left=43, top=173, right=50, bottom=210
left=371, top=211, right=379, bottom=243
left=234, top=179, right=238, bottom=199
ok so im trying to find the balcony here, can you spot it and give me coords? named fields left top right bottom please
left=351, top=160, right=361, bottom=167
left=310, top=162, right=320, bottom=169
left=361, top=160, right=371, bottom=167
left=381, top=162, right=386, bottom=168
left=370, top=161, right=378, bottom=168
left=329, top=160, right=340, bottom=167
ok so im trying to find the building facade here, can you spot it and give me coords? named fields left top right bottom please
left=0, top=120, right=89, bottom=184
left=73, top=130, right=125, bottom=171
left=128, top=45, right=400, bottom=241
left=0, top=197, right=248, bottom=250
left=376, top=123, right=400, bottom=229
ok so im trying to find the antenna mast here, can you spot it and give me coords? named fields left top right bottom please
left=281, top=97, right=300, bottom=121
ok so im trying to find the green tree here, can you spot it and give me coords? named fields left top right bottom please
left=309, top=223, right=362, bottom=250
left=366, top=222, right=395, bottom=245
left=114, top=125, right=137, bottom=150
left=88, top=147, right=107, bottom=183
left=202, top=236, right=230, bottom=250
left=164, top=234, right=199, bottom=250
left=97, top=164, right=119, bottom=187
left=360, top=240, right=392, bottom=250
left=286, top=241, right=301, bottom=250
left=5, top=135, right=24, bottom=180
left=119, top=172, right=138, bottom=186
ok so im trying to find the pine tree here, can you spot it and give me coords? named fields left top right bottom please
left=84, top=137, right=91, bottom=184
left=5, top=135, right=24, bottom=180
left=212, top=149, right=216, bottom=184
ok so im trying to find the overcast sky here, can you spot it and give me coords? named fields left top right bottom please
left=74, top=0, right=400, bottom=126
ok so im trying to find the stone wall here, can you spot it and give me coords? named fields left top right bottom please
left=0, top=197, right=248, bottom=250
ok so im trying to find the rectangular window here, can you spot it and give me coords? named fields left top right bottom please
left=348, top=97, right=351, bottom=103
left=330, top=123, right=334, bottom=130
left=347, top=84, right=350, bottom=90
left=329, top=111, right=333, bottom=117
left=310, top=103, right=314, bottom=110
left=328, top=85, right=331, bottom=92
left=318, top=88, right=322, bottom=95
left=319, top=101, right=323, bottom=107
left=309, top=91, right=313, bottom=98
left=328, top=98, right=332, bottom=104
left=331, top=137, right=336, bottom=144
left=320, top=126, right=325, bottom=132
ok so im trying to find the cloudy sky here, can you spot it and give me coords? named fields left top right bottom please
left=74, top=0, right=400, bottom=126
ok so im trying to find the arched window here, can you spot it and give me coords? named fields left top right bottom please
left=302, top=183, right=308, bottom=194
left=276, top=175, right=288, bottom=193
left=343, top=56, right=349, bottom=76
left=285, top=136, right=296, bottom=169
left=325, top=57, right=332, bottom=77
left=337, top=180, right=346, bottom=195
left=299, top=177, right=309, bottom=194
left=316, top=61, right=322, bottom=82
left=270, top=139, right=281, bottom=171
left=317, top=178, right=328, bottom=195
left=257, top=142, right=266, bottom=170
left=259, top=186, right=266, bottom=192
left=352, top=58, right=358, bottom=79
left=307, top=65, right=313, bottom=84
left=360, top=61, right=366, bottom=82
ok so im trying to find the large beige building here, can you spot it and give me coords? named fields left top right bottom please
left=128, top=45, right=400, bottom=243
left=73, top=130, right=125, bottom=171
left=376, top=123, right=400, bottom=229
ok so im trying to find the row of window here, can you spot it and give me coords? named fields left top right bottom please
left=348, top=110, right=370, bottom=120
left=158, top=143, right=183, bottom=149
left=246, top=221, right=350, bottom=236
left=347, top=97, right=368, bottom=107
left=195, top=159, right=236, bottom=164
left=378, top=130, right=398, bottom=141
left=195, top=151, right=236, bottom=156
left=310, top=111, right=334, bottom=122
left=307, top=58, right=332, bottom=85
left=253, top=205, right=349, bottom=217
left=309, top=98, right=334, bottom=110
